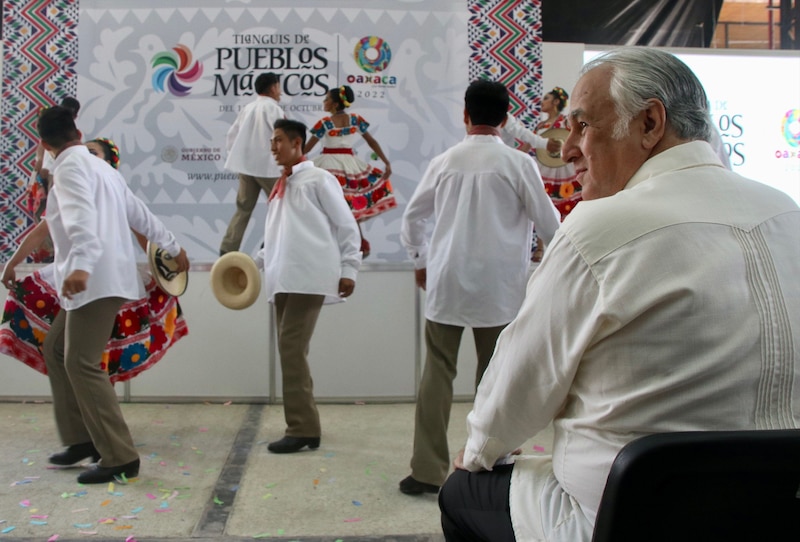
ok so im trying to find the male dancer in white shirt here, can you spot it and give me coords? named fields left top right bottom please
left=399, top=80, right=561, bottom=495
left=36, top=106, right=189, bottom=484
left=258, top=118, right=360, bottom=453
left=219, top=72, right=284, bottom=255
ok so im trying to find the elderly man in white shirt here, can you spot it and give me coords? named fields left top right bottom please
left=398, top=80, right=561, bottom=496
left=32, top=106, right=189, bottom=485
left=439, top=48, right=800, bottom=542
left=219, top=72, right=284, bottom=255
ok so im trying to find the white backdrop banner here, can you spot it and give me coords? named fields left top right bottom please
left=76, top=1, right=469, bottom=262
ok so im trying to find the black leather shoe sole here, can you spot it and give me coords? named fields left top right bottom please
left=77, top=459, right=140, bottom=484
left=49, top=442, right=101, bottom=466
left=399, top=475, right=440, bottom=495
left=267, top=436, right=321, bottom=454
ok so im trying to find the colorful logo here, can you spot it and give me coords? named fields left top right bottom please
left=151, top=44, right=203, bottom=97
left=353, top=36, right=391, bottom=73
left=782, top=109, right=800, bottom=148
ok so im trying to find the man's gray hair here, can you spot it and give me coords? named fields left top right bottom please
left=581, top=48, right=712, bottom=142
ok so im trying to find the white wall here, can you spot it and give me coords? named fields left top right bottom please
left=0, top=266, right=481, bottom=403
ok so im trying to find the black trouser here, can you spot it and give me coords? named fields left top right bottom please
left=439, top=464, right=517, bottom=542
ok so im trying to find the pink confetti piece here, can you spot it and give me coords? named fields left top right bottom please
left=199, top=427, right=208, bottom=432
left=125, top=536, right=138, bottom=542
left=146, top=493, right=157, bottom=500
left=47, top=535, right=60, bottom=541
left=223, top=400, right=232, bottom=406
left=533, top=445, right=546, bottom=452
left=78, top=530, right=97, bottom=535
left=98, top=518, right=116, bottom=524
left=19, top=499, right=31, bottom=507
left=153, top=508, right=172, bottom=513
left=344, top=518, right=362, bottom=523
left=31, top=515, right=49, bottom=519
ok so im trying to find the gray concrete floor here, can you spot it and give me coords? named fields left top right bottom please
left=0, top=401, right=553, bottom=541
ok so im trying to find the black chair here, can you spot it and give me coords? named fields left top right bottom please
left=591, top=429, right=800, bottom=542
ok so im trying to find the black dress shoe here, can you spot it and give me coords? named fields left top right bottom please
left=77, top=459, right=140, bottom=484
left=267, top=436, right=320, bottom=454
left=49, top=442, right=101, bottom=466
left=399, top=475, right=440, bottom=495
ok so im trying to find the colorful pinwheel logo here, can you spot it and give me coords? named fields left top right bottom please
left=782, top=109, right=800, bottom=148
left=151, top=44, right=203, bottom=97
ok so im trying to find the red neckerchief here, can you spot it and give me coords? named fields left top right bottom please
left=269, top=156, right=307, bottom=201
left=468, top=125, right=502, bottom=137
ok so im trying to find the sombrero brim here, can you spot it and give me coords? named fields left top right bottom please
left=210, top=251, right=261, bottom=310
left=147, top=241, right=188, bottom=297
left=535, top=127, right=571, bottom=168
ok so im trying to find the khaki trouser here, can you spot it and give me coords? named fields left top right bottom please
left=274, top=293, right=325, bottom=438
left=410, top=319, right=507, bottom=486
left=219, top=173, right=279, bottom=254
left=43, top=297, right=138, bottom=467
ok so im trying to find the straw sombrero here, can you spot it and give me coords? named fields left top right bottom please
left=535, top=127, right=570, bottom=168
left=210, top=251, right=261, bottom=310
left=147, top=241, right=188, bottom=297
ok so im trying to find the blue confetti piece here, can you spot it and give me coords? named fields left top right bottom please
left=2, top=526, right=15, bottom=534
left=73, top=523, right=93, bottom=529
left=131, top=507, right=144, bottom=514
left=30, top=520, right=48, bottom=526
left=160, top=501, right=169, bottom=509
left=352, top=500, right=362, bottom=506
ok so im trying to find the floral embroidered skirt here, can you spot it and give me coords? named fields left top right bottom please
left=0, top=267, right=188, bottom=383
left=536, top=160, right=583, bottom=220
left=313, top=151, right=397, bottom=222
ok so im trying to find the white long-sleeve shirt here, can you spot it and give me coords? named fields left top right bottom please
left=401, top=133, right=560, bottom=327
left=462, top=141, right=800, bottom=539
left=45, top=145, right=181, bottom=310
left=258, top=161, right=360, bottom=304
left=503, top=113, right=548, bottom=148
left=224, top=95, right=283, bottom=178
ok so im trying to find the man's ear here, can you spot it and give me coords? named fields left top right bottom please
left=641, top=99, right=667, bottom=150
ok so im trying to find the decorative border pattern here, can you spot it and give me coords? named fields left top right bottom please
left=0, top=0, right=78, bottom=260
left=468, top=0, right=543, bottom=128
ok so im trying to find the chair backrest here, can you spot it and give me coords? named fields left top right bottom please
left=591, top=429, right=800, bottom=542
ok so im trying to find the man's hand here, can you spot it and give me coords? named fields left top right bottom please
left=61, top=270, right=90, bottom=300
left=2, top=263, right=16, bottom=289
left=339, top=278, right=355, bottom=298
left=415, top=268, right=427, bottom=291
left=453, top=448, right=467, bottom=471
left=546, top=138, right=563, bottom=154
left=173, top=248, right=190, bottom=272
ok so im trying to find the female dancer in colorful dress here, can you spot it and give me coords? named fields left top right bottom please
left=514, top=87, right=581, bottom=261
left=303, top=85, right=396, bottom=258
left=523, top=87, right=581, bottom=221
left=0, top=138, right=188, bottom=383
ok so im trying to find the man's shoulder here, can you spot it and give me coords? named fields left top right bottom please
left=563, top=168, right=800, bottom=265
